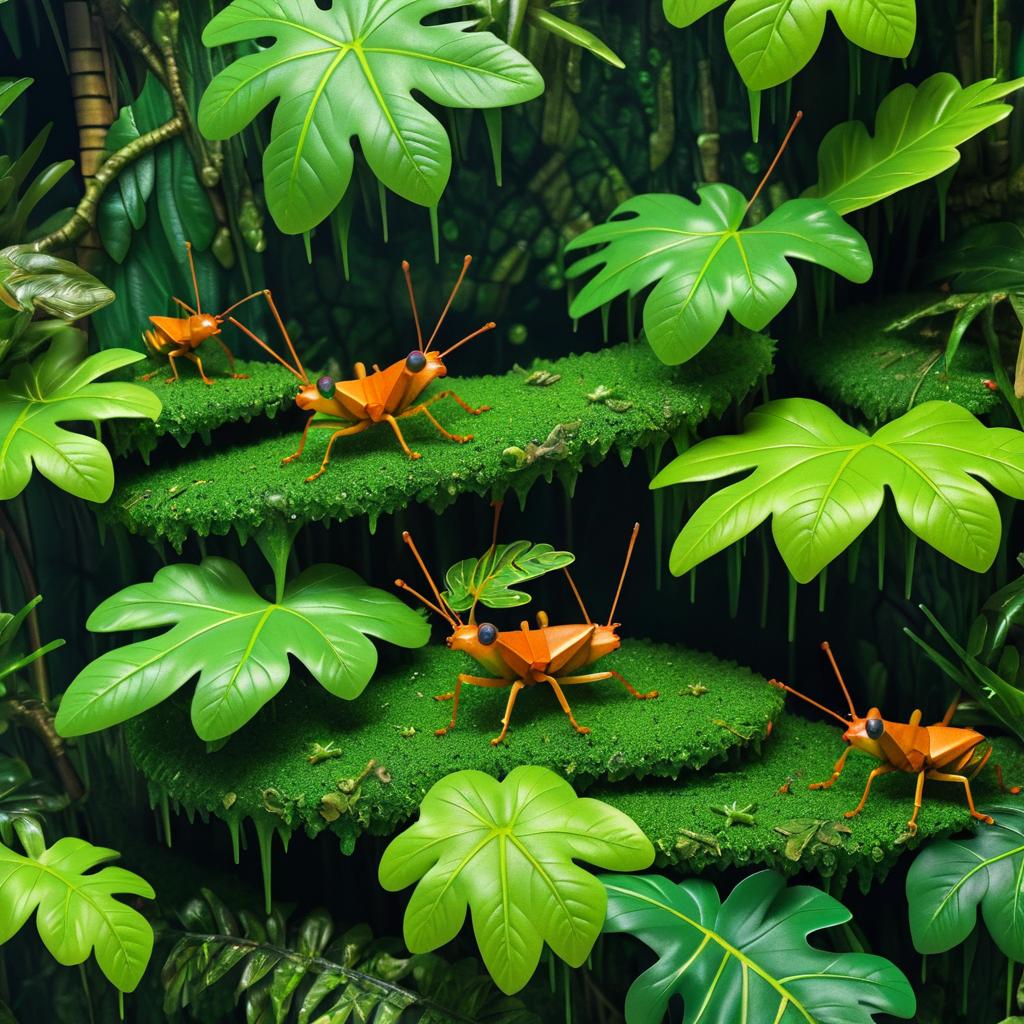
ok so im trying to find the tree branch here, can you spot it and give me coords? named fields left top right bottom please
left=30, top=116, right=183, bottom=253
left=7, top=699, right=85, bottom=802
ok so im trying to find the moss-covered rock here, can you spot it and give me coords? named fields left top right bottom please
left=596, top=715, right=1024, bottom=890
left=106, top=334, right=773, bottom=548
left=125, top=640, right=782, bottom=854
left=787, top=294, right=999, bottom=424
left=109, top=357, right=299, bottom=462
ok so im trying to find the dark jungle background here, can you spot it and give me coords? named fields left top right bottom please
left=2, top=0, right=1024, bottom=1020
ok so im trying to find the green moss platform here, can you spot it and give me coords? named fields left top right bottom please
left=787, top=294, right=999, bottom=423
left=108, top=357, right=300, bottom=461
left=106, top=334, right=773, bottom=548
left=596, top=715, right=1024, bottom=890
left=125, top=640, right=781, bottom=854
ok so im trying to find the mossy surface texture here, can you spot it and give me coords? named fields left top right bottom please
left=125, top=640, right=781, bottom=853
left=596, top=715, right=1024, bottom=890
left=108, top=357, right=299, bottom=461
left=106, top=334, right=773, bottom=548
left=789, top=294, right=998, bottom=424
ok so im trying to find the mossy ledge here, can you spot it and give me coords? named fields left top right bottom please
left=125, top=640, right=782, bottom=857
left=787, top=294, right=999, bottom=424
left=108, top=357, right=300, bottom=462
left=105, top=334, right=774, bottom=549
left=595, top=715, right=1024, bottom=891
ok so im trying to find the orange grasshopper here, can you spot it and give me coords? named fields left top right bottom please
left=771, top=641, right=1018, bottom=835
left=141, top=241, right=295, bottom=385
left=395, top=510, right=657, bottom=745
left=275, top=255, right=495, bottom=482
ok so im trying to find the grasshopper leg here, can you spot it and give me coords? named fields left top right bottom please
left=843, top=764, right=895, bottom=820
left=927, top=768, right=995, bottom=825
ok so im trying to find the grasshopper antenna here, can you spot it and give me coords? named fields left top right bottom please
left=468, top=501, right=503, bottom=626
left=395, top=579, right=457, bottom=628
left=229, top=311, right=306, bottom=383
left=402, top=260, right=425, bottom=352
left=402, top=531, right=462, bottom=626
left=821, top=641, right=858, bottom=719
left=744, top=109, right=803, bottom=218
left=563, top=568, right=592, bottom=625
left=427, top=254, right=472, bottom=350
left=440, top=321, right=496, bottom=360
left=261, top=289, right=308, bottom=384
left=606, top=522, right=639, bottom=626
left=769, top=678, right=851, bottom=727
left=185, top=241, right=202, bottom=312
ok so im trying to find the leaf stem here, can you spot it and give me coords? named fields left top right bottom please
left=744, top=110, right=803, bottom=219
left=30, top=116, right=184, bottom=253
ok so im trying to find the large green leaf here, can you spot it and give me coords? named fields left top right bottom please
left=662, top=0, right=916, bottom=90
left=810, top=74, right=1024, bottom=215
left=907, top=803, right=1024, bottom=961
left=0, top=834, right=154, bottom=993
left=56, top=557, right=430, bottom=742
left=199, top=0, right=544, bottom=234
left=442, top=541, right=575, bottom=611
left=931, top=222, right=1024, bottom=293
left=0, top=247, right=114, bottom=320
left=0, top=333, right=161, bottom=502
left=378, top=765, right=653, bottom=995
left=602, top=870, right=915, bottom=1024
left=565, top=187, right=871, bottom=365
left=651, top=398, right=1024, bottom=583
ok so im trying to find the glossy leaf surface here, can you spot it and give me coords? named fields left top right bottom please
left=379, top=766, right=653, bottom=994
left=443, top=541, right=575, bottom=611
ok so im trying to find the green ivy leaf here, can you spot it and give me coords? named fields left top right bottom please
left=442, top=541, right=575, bottom=611
left=198, top=0, right=544, bottom=233
left=0, top=247, right=114, bottom=320
left=603, top=870, right=915, bottom=1024
left=809, top=74, right=1024, bottom=215
left=907, top=803, right=1024, bottom=961
left=379, top=766, right=653, bottom=995
left=56, top=557, right=430, bottom=742
left=0, top=332, right=161, bottom=502
left=651, top=398, right=1024, bottom=583
left=663, top=0, right=916, bottom=91
left=566, top=187, right=872, bottom=366
left=0, top=834, right=154, bottom=993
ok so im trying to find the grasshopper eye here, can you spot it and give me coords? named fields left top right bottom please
left=866, top=717, right=884, bottom=740
left=406, top=351, right=427, bottom=373
left=478, top=623, right=498, bottom=645
left=316, top=375, right=335, bottom=399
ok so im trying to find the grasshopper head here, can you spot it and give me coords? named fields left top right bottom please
left=447, top=621, right=507, bottom=675
left=296, top=374, right=338, bottom=413
left=843, top=709, right=886, bottom=760
left=402, top=349, right=447, bottom=405
left=191, top=313, right=221, bottom=339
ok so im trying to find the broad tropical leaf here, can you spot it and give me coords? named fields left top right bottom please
left=0, top=247, right=113, bottom=320
left=651, top=398, right=1024, bottom=582
left=810, top=74, right=1024, bottom=215
left=379, top=766, right=654, bottom=995
left=931, top=221, right=1024, bottom=293
left=603, top=870, right=915, bottom=1024
left=56, top=557, right=430, bottom=742
left=565, top=187, right=871, bottom=365
left=907, top=803, right=1024, bottom=960
left=443, top=541, right=575, bottom=611
left=0, top=333, right=161, bottom=502
left=199, top=0, right=544, bottom=233
left=662, top=0, right=916, bottom=90
left=0, top=834, right=154, bottom=993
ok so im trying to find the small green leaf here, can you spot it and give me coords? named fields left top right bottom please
left=811, top=74, right=1024, bottom=215
left=199, top=0, right=544, bottom=234
left=652, top=398, right=1024, bottom=582
left=379, top=765, right=653, bottom=995
left=566, top=187, right=871, bottom=366
left=442, top=540, right=575, bottom=611
left=0, top=77, right=31, bottom=119
left=663, top=0, right=916, bottom=91
left=0, top=247, right=114, bottom=320
left=603, top=870, right=915, bottom=1023
left=0, top=835, right=154, bottom=992
left=56, top=557, right=431, bottom=741
left=0, top=332, right=161, bottom=502
left=907, top=803, right=1024, bottom=961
